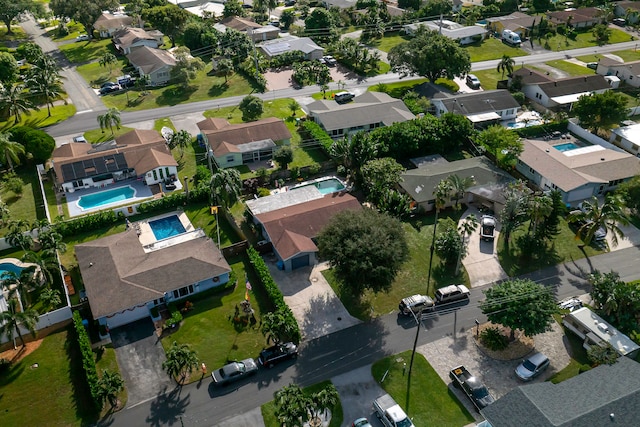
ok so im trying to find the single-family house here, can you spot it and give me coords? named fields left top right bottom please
left=399, top=156, right=515, bottom=213
left=94, top=12, right=133, bottom=38
left=546, top=7, right=604, bottom=28
left=249, top=191, right=362, bottom=270
left=615, top=1, right=640, bottom=24
left=302, top=91, right=415, bottom=139
left=75, top=212, right=231, bottom=329
left=214, top=17, right=280, bottom=42
left=481, top=357, right=640, bottom=427
left=112, top=27, right=164, bottom=54
left=515, top=137, right=640, bottom=206
left=431, top=90, right=520, bottom=126
left=197, top=117, right=292, bottom=168
left=51, top=129, right=178, bottom=193
left=180, top=1, right=225, bottom=18
left=258, top=35, right=324, bottom=60
left=514, top=68, right=611, bottom=110
left=486, top=12, right=537, bottom=37
left=403, top=20, right=486, bottom=45
left=322, top=0, right=357, bottom=8
left=610, top=123, right=640, bottom=157
left=596, top=57, right=640, bottom=88
left=127, top=46, right=176, bottom=86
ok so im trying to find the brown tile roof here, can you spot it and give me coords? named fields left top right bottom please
left=198, top=117, right=292, bottom=154
left=519, top=139, right=640, bottom=191
left=94, top=12, right=133, bottom=30
left=486, top=11, right=537, bottom=29
left=256, top=192, right=362, bottom=260
left=126, top=46, right=176, bottom=74
left=125, top=147, right=177, bottom=174
left=512, top=67, right=554, bottom=85
left=76, top=230, right=231, bottom=318
left=617, top=1, right=640, bottom=12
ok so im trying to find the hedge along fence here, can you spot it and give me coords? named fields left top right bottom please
left=55, top=210, right=124, bottom=238
left=72, top=311, right=100, bottom=409
left=136, top=183, right=209, bottom=214
left=514, top=120, right=569, bottom=138
left=301, top=120, right=334, bottom=154
left=247, top=246, right=301, bottom=344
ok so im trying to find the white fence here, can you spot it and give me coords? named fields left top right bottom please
left=0, top=306, right=72, bottom=346
left=567, top=119, right=626, bottom=152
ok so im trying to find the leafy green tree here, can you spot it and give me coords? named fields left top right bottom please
left=592, top=23, right=612, bottom=45
left=480, top=278, right=557, bottom=340
left=588, top=270, right=640, bottom=333
left=0, top=0, right=44, bottom=35
left=567, top=195, right=629, bottom=247
left=496, top=54, right=515, bottom=79
left=0, top=298, right=38, bottom=349
left=388, top=27, right=471, bottom=82
left=96, top=369, right=125, bottom=409
left=617, top=176, right=640, bottom=216
left=291, top=60, right=331, bottom=87
left=476, top=124, right=522, bottom=166
left=162, top=341, right=199, bottom=385
left=215, top=58, right=234, bottom=84
left=223, top=0, right=246, bottom=17
left=168, top=130, right=192, bottom=160
left=142, top=4, right=190, bottom=47
left=398, top=0, right=420, bottom=10
left=38, top=288, right=62, bottom=313
left=0, top=132, right=25, bottom=171
left=435, top=217, right=463, bottom=268
left=99, top=52, right=117, bottom=73
left=97, top=108, right=121, bottom=136
left=0, top=52, right=19, bottom=85
left=182, top=21, right=219, bottom=51
left=360, top=157, right=404, bottom=199
left=171, top=47, right=205, bottom=88
left=587, top=343, right=619, bottom=366
left=308, top=384, right=340, bottom=424
left=210, top=167, right=242, bottom=209
left=419, top=0, right=453, bottom=17
left=218, top=29, right=253, bottom=66
left=50, top=0, right=118, bottom=38
left=261, top=310, right=299, bottom=345
left=317, top=209, right=409, bottom=296
left=573, top=91, right=628, bottom=135
left=305, top=8, right=339, bottom=44
left=273, top=146, right=294, bottom=170
left=0, top=83, right=37, bottom=124
left=16, top=42, right=44, bottom=64
left=280, top=9, right=296, bottom=30
left=5, top=219, right=32, bottom=251
left=375, top=189, right=412, bottom=219
left=239, top=95, right=264, bottom=121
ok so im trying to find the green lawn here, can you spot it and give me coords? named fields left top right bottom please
left=471, top=68, right=506, bottom=91
left=261, top=380, right=343, bottom=427
left=0, top=104, right=77, bottom=131
left=160, top=254, right=272, bottom=384
left=0, top=167, right=46, bottom=236
left=76, top=59, right=129, bottom=88
left=94, top=344, right=128, bottom=413
left=371, top=351, right=475, bottom=426
left=463, top=38, right=527, bottom=62
left=545, top=60, right=593, bottom=76
left=0, top=328, right=99, bottom=426
left=0, top=26, right=28, bottom=42
left=370, top=31, right=412, bottom=52
left=548, top=316, right=591, bottom=384
left=544, top=28, right=632, bottom=51
left=576, top=49, right=640, bottom=63
left=324, top=211, right=466, bottom=319
left=83, top=126, right=135, bottom=143
left=57, top=38, right=115, bottom=64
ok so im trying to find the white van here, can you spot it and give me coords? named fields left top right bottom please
left=502, top=29, right=522, bottom=46
left=334, top=91, right=355, bottom=103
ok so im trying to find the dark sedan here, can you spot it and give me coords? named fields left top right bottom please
left=211, top=358, right=258, bottom=385
left=258, top=342, right=298, bottom=368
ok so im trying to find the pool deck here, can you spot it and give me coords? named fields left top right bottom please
left=65, top=180, right=154, bottom=217
left=135, top=211, right=196, bottom=248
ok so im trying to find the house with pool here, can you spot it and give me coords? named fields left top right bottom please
left=197, top=117, right=292, bottom=169
left=75, top=212, right=231, bottom=329
left=51, top=129, right=178, bottom=194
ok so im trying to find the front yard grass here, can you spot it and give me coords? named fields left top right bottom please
left=545, top=60, right=593, bottom=76
left=0, top=167, right=46, bottom=236
left=543, top=28, right=632, bottom=51
left=76, top=58, right=128, bottom=87
left=464, top=38, right=527, bottom=62
left=95, top=343, right=128, bottom=413
left=369, top=31, right=412, bottom=52
left=372, top=350, right=475, bottom=426
left=471, top=68, right=505, bottom=91
left=0, top=104, right=76, bottom=131
left=261, top=380, right=343, bottom=427
left=160, top=254, right=273, bottom=384
left=58, top=37, right=114, bottom=63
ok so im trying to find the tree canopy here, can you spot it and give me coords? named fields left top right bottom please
left=573, top=91, right=628, bottom=135
left=305, top=8, right=339, bottom=44
left=8, top=126, right=55, bottom=164
left=50, top=0, right=118, bottom=37
left=317, top=209, right=409, bottom=296
left=143, top=4, right=190, bottom=47
left=0, top=0, right=44, bottom=35
left=388, top=27, right=471, bottom=82
left=480, top=278, right=557, bottom=339
left=476, top=124, right=522, bottom=166
left=239, top=95, right=264, bottom=121
left=589, top=270, right=640, bottom=333
left=171, top=47, right=205, bottom=88
left=0, top=52, right=19, bottom=85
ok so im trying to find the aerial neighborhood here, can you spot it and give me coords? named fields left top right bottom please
left=3, top=0, right=640, bottom=426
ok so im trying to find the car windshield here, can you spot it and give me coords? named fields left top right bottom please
left=472, top=386, right=490, bottom=399
left=522, top=359, right=537, bottom=371
left=237, top=362, right=246, bottom=372
left=397, top=419, right=413, bottom=427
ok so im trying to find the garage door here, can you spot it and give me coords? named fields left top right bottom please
left=291, top=254, right=309, bottom=270
left=106, top=304, right=150, bottom=329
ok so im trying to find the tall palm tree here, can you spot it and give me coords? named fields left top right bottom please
left=4, top=269, right=41, bottom=309
left=0, top=298, right=39, bottom=350
left=22, top=249, right=59, bottom=286
left=5, top=219, right=33, bottom=251
left=38, top=288, right=61, bottom=313
left=97, top=369, right=125, bottom=409
left=99, top=52, right=117, bottom=73
left=0, top=84, right=36, bottom=124
left=288, top=100, right=300, bottom=117
left=427, top=179, right=454, bottom=293
left=275, top=384, right=309, bottom=427
left=97, top=108, right=121, bottom=136
left=26, top=65, right=64, bottom=117
left=568, top=195, right=629, bottom=246
left=447, top=174, right=476, bottom=210
left=308, top=384, right=339, bottom=424
left=527, top=193, right=553, bottom=238
left=0, top=132, right=25, bottom=171
left=210, top=168, right=242, bottom=210
left=162, top=341, right=199, bottom=385
left=496, top=54, right=515, bottom=79
left=169, top=130, right=192, bottom=160
left=456, top=214, right=478, bottom=275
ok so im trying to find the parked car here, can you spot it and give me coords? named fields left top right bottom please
left=72, top=135, right=87, bottom=143
left=258, top=342, right=298, bottom=368
left=586, top=62, right=598, bottom=70
left=99, top=84, right=121, bottom=95
left=613, top=18, right=626, bottom=27
left=211, top=358, right=258, bottom=385
left=117, top=74, right=135, bottom=88
left=101, top=81, right=118, bottom=88
left=284, top=0, right=296, bottom=5
left=568, top=210, right=607, bottom=241
left=558, top=296, right=582, bottom=312
left=435, top=284, right=470, bottom=305
left=323, top=55, right=337, bottom=67
left=352, top=418, right=372, bottom=427
left=334, top=91, right=355, bottom=103
left=466, top=74, right=481, bottom=89
left=399, top=294, right=434, bottom=315
left=480, top=215, right=496, bottom=241
left=515, top=352, right=550, bottom=381
left=76, top=34, right=90, bottom=41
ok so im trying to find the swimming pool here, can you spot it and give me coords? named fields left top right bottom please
left=506, top=120, right=542, bottom=129
left=77, top=186, right=136, bottom=210
left=554, top=143, right=579, bottom=152
left=148, top=215, right=186, bottom=241
left=291, top=177, right=346, bottom=195
left=0, top=258, right=40, bottom=281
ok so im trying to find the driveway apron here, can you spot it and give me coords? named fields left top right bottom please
left=110, top=318, right=174, bottom=407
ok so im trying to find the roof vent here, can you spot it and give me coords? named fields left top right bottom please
left=597, top=322, right=609, bottom=333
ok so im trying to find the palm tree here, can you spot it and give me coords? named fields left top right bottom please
left=169, top=130, right=192, bottom=160
left=5, top=219, right=33, bottom=251
left=496, top=54, right=515, bottom=79
left=260, top=310, right=298, bottom=345
left=215, top=58, right=234, bottom=84
left=288, top=100, right=300, bottom=117
left=568, top=195, right=629, bottom=247
left=0, top=132, right=25, bottom=171
left=34, top=227, right=67, bottom=253
left=97, top=108, right=121, bottom=136
left=0, top=84, right=36, bottom=124
left=527, top=193, right=553, bottom=238
left=22, top=249, right=59, bottom=286
left=210, top=168, right=242, bottom=210
left=0, top=201, right=9, bottom=226
left=427, top=179, right=454, bottom=293
left=456, top=214, right=478, bottom=275
left=26, top=65, right=64, bottom=117
left=96, top=369, right=125, bottom=409
left=99, top=52, right=117, bottom=73
left=274, top=384, right=309, bottom=427
left=0, top=298, right=38, bottom=350
left=308, top=384, right=339, bottom=426
left=499, top=182, right=530, bottom=248
left=162, top=341, right=199, bottom=385
left=38, top=288, right=61, bottom=313
left=447, top=174, right=476, bottom=210
left=4, top=269, right=41, bottom=309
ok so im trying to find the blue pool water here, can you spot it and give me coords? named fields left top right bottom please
left=78, top=186, right=135, bottom=210
left=0, top=262, right=25, bottom=279
left=554, top=143, right=579, bottom=152
left=149, top=215, right=186, bottom=240
left=293, top=178, right=346, bottom=195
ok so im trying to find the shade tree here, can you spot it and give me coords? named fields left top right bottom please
left=162, top=341, right=199, bottom=385
left=573, top=91, right=627, bottom=135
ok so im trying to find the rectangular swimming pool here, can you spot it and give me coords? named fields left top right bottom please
left=554, top=142, right=579, bottom=152
left=148, top=215, right=186, bottom=241
left=292, top=177, right=346, bottom=195
left=77, top=186, right=135, bottom=210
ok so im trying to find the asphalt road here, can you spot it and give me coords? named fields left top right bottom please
left=106, top=247, right=640, bottom=427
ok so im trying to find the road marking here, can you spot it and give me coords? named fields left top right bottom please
left=75, top=109, right=94, bottom=114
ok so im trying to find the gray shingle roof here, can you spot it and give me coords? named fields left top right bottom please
left=482, top=357, right=640, bottom=427
left=536, top=75, right=611, bottom=98
left=433, top=90, right=520, bottom=115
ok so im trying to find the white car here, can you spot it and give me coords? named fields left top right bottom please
left=558, top=297, right=582, bottom=312
left=480, top=215, right=496, bottom=241
left=76, top=34, right=90, bottom=41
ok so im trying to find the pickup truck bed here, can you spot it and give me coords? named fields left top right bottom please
left=449, top=365, right=495, bottom=411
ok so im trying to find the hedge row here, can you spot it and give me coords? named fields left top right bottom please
left=55, top=210, right=124, bottom=237
left=301, top=121, right=333, bottom=153
left=72, top=311, right=100, bottom=409
left=247, top=247, right=301, bottom=344
left=514, top=120, right=569, bottom=138
left=137, top=183, right=209, bottom=214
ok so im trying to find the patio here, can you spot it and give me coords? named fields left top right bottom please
left=64, top=179, right=154, bottom=217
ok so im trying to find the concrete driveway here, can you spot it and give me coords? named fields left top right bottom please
left=460, top=207, right=509, bottom=288
left=110, top=318, right=174, bottom=407
left=607, top=221, right=640, bottom=252
left=333, top=364, right=386, bottom=426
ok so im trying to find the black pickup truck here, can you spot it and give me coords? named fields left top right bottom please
left=449, top=365, right=495, bottom=411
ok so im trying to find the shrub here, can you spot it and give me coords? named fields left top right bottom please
left=257, top=187, right=271, bottom=197
left=512, top=91, right=525, bottom=105
left=55, top=210, right=124, bottom=237
left=137, top=184, right=209, bottom=214
left=164, top=310, right=183, bottom=329
left=4, top=175, right=24, bottom=196
left=514, top=120, right=568, bottom=138
left=479, top=326, right=509, bottom=351
left=0, top=358, right=10, bottom=374
left=72, top=311, right=100, bottom=409
left=301, top=120, right=333, bottom=153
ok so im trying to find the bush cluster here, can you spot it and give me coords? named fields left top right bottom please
left=269, top=50, right=306, bottom=68
left=55, top=210, right=124, bottom=237
left=72, top=311, right=100, bottom=409
left=479, top=326, right=509, bottom=351
left=514, top=120, right=568, bottom=138
left=301, top=120, right=333, bottom=153
left=137, top=184, right=209, bottom=214
left=247, top=247, right=301, bottom=343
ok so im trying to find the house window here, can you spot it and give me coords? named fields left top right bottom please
left=152, top=169, right=158, bottom=181
left=165, top=167, right=170, bottom=177
left=73, top=180, right=83, bottom=188
left=226, top=155, right=234, bottom=163
left=173, top=284, right=194, bottom=299
left=529, top=167, right=535, bottom=174
left=159, top=168, right=164, bottom=180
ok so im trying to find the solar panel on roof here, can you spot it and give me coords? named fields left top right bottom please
left=60, top=153, right=129, bottom=182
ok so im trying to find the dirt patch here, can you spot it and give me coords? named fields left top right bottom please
left=0, top=339, right=44, bottom=364
left=473, top=322, right=534, bottom=361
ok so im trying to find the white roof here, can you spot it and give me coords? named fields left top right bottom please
left=611, top=123, right=640, bottom=147
left=550, top=92, right=592, bottom=105
left=467, top=112, right=501, bottom=123
left=568, top=307, right=640, bottom=357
